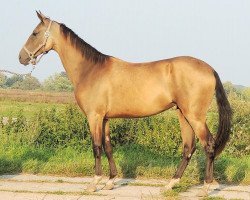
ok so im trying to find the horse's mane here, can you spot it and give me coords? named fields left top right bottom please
left=60, top=23, right=109, bottom=64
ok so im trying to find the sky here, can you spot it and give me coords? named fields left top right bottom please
left=0, top=1, right=249, bottom=86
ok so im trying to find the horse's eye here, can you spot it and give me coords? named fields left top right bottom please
left=32, top=32, right=38, bottom=36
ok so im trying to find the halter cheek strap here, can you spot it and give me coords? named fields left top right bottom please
left=23, top=20, right=52, bottom=65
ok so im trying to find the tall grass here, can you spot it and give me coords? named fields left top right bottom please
left=1, top=101, right=249, bottom=156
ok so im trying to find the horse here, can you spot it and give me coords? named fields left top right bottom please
left=19, top=11, right=232, bottom=196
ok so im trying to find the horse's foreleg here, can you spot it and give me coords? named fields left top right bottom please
left=86, top=113, right=104, bottom=192
left=162, top=109, right=196, bottom=192
left=102, top=119, right=117, bottom=190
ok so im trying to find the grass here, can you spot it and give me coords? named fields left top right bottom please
left=0, top=88, right=75, bottom=118
left=0, top=100, right=68, bottom=118
left=0, top=189, right=104, bottom=196
left=202, top=197, right=226, bottom=200
left=0, top=143, right=248, bottom=199
left=127, top=182, right=164, bottom=187
left=163, top=180, right=193, bottom=197
left=0, top=144, right=249, bottom=185
left=0, top=177, right=91, bottom=185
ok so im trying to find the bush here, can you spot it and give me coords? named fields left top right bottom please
left=1, top=100, right=249, bottom=157
left=224, top=99, right=250, bottom=156
left=5, top=75, right=23, bottom=88
left=16, top=75, right=41, bottom=90
left=0, top=73, right=7, bottom=88
left=33, top=107, right=183, bottom=155
left=33, top=106, right=90, bottom=149
left=43, top=73, right=73, bottom=92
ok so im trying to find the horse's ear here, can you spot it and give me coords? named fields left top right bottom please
left=36, top=10, right=46, bottom=23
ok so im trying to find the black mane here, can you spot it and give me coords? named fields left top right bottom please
left=60, top=23, right=109, bottom=64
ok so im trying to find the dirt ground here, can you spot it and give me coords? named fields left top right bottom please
left=0, top=174, right=249, bottom=200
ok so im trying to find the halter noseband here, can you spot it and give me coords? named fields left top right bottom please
left=23, top=20, right=52, bottom=65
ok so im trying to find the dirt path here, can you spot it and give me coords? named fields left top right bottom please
left=0, top=174, right=249, bottom=200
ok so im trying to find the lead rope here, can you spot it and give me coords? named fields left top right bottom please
left=0, top=65, right=35, bottom=77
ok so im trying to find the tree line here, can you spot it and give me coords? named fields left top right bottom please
left=0, top=71, right=73, bottom=92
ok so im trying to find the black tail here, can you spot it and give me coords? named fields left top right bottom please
left=213, top=71, right=232, bottom=156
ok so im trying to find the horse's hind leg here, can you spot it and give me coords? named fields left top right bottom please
left=102, top=119, right=117, bottom=190
left=184, top=113, right=215, bottom=197
left=163, top=109, right=196, bottom=191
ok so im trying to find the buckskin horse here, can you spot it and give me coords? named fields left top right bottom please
left=19, top=11, right=232, bottom=196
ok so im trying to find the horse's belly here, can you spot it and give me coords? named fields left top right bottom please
left=106, top=91, right=174, bottom=118
left=107, top=103, right=175, bottom=118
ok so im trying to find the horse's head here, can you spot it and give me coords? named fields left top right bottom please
left=19, top=11, right=54, bottom=66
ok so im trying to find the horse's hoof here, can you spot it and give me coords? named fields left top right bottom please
left=160, top=186, right=172, bottom=193
left=103, top=183, right=114, bottom=190
left=86, top=184, right=97, bottom=192
left=197, top=189, right=208, bottom=197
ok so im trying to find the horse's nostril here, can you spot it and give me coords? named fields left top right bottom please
left=19, top=55, right=21, bottom=60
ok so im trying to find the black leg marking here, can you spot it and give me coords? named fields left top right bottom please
left=102, top=119, right=117, bottom=179
left=204, top=136, right=215, bottom=183
left=93, top=144, right=102, bottom=176
left=173, top=145, right=196, bottom=179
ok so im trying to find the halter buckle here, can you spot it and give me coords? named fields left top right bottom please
left=44, top=31, right=50, bottom=38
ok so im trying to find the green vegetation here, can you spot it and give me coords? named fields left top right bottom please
left=0, top=101, right=67, bottom=118
left=2, top=74, right=41, bottom=90
left=202, top=197, right=226, bottom=200
left=43, top=72, right=73, bottom=92
left=0, top=189, right=103, bottom=196
left=0, top=72, right=73, bottom=92
left=0, top=144, right=249, bottom=184
left=0, top=82, right=249, bottom=191
left=0, top=89, right=74, bottom=104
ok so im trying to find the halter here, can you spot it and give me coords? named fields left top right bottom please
left=23, top=20, right=52, bottom=65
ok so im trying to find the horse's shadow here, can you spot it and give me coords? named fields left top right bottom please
left=193, top=148, right=248, bottom=197
left=111, top=143, right=181, bottom=180
left=195, top=149, right=247, bottom=185
left=0, top=147, right=55, bottom=175
left=111, top=143, right=248, bottom=192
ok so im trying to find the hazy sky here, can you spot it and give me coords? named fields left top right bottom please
left=1, top=1, right=249, bottom=86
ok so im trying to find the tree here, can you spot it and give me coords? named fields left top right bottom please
left=223, top=82, right=237, bottom=95
left=3, top=74, right=41, bottom=90
left=60, top=71, right=68, bottom=78
left=0, top=73, right=7, bottom=88
left=18, top=75, right=41, bottom=90
left=5, top=75, right=23, bottom=88
left=43, top=72, right=73, bottom=92
left=241, top=87, right=250, bottom=101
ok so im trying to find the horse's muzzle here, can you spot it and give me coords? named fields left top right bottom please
left=19, top=50, right=30, bottom=66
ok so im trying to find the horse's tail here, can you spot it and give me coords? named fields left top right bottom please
left=213, top=71, right=232, bottom=156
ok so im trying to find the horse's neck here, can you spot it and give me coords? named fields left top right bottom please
left=53, top=34, right=93, bottom=87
